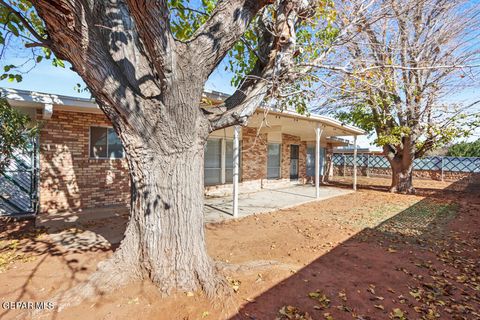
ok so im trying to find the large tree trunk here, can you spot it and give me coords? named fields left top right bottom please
left=389, top=160, right=415, bottom=194
left=383, top=137, right=417, bottom=194
left=51, top=90, right=230, bottom=310
left=121, top=143, right=219, bottom=293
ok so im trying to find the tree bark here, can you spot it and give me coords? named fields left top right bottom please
left=51, top=93, right=228, bottom=310
left=389, top=160, right=415, bottom=194
left=121, top=141, right=221, bottom=294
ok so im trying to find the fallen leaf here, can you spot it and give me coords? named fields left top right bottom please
left=389, top=308, right=406, bottom=320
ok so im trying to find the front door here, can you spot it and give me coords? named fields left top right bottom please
left=290, top=144, right=299, bottom=179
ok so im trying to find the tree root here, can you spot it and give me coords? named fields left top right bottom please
left=389, top=186, right=416, bottom=194
left=29, top=252, right=138, bottom=319
left=31, top=257, right=288, bottom=318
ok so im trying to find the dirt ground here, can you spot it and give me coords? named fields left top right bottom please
left=0, top=175, right=479, bottom=320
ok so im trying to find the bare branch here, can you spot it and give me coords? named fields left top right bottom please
left=299, top=63, right=480, bottom=74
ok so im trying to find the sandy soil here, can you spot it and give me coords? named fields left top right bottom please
left=0, top=176, right=478, bottom=320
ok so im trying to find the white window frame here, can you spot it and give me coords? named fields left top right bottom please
left=89, top=126, right=125, bottom=160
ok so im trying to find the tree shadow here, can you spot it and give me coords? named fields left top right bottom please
left=230, top=174, right=480, bottom=320
left=0, top=205, right=130, bottom=319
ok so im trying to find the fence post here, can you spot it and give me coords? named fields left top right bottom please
left=441, top=157, right=444, bottom=181
left=343, top=153, right=346, bottom=176
left=366, top=154, right=370, bottom=177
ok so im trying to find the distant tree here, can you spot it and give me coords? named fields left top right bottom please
left=447, top=140, right=480, bottom=157
left=0, top=98, right=38, bottom=173
left=314, top=0, right=480, bottom=193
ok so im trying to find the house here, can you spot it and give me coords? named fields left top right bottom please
left=0, top=88, right=364, bottom=217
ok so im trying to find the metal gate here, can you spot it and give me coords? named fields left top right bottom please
left=0, top=137, right=40, bottom=217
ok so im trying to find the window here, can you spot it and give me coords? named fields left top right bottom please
left=267, top=143, right=281, bottom=179
left=306, top=146, right=325, bottom=176
left=225, top=140, right=242, bottom=183
left=204, top=139, right=222, bottom=185
left=204, top=138, right=242, bottom=186
left=90, top=127, right=124, bottom=159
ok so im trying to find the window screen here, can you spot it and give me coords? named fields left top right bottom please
left=90, top=127, right=108, bottom=158
left=267, top=143, right=281, bottom=179
left=225, top=140, right=241, bottom=183
left=90, top=127, right=124, bottom=159
left=107, top=128, right=124, bottom=158
left=306, top=146, right=325, bottom=176
left=204, top=139, right=222, bottom=185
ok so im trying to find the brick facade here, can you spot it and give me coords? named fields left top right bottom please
left=37, top=111, right=314, bottom=213
left=38, top=110, right=130, bottom=213
left=240, top=127, right=268, bottom=181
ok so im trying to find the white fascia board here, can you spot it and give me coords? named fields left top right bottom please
left=0, top=87, right=101, bottom=114
left=260, top=108, right=366, bottom=136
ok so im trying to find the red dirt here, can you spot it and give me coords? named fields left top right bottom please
left=0, top=176, right=478, bottom=320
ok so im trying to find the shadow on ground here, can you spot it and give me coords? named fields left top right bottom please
left=231, top=175, right=480, bottom=320
left=0, top=207, right=129, bottom=319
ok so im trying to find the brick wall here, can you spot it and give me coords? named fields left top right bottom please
left=39, top=110, right=130, bottom=213
left=37, top=114, right=310, bottom=213
left=241, top=127, right=268, bottom=181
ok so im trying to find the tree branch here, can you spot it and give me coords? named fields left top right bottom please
left=125, top=0, right=175, bottom=85
left=188, top=0, right=271, bottom=79
left=299, top=63, right=480, bottom=75
left=205, top=0, right=320, bottom=131
left=0, top=0, right=51, bottom=47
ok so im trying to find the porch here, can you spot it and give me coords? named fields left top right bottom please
left=205, top=184, right=353, bottom=223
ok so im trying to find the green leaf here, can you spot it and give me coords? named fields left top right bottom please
left=52, top=58, right=65, bottom=68
left=7, top=22, right=19, bottom=37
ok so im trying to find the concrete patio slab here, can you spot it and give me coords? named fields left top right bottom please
left=204, top=185, right=353, bottom=223
left=37, top=185, right=352, bottom=251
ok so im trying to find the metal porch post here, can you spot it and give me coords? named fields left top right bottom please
left=232, top=125, right=240, bottom=217
left=353, top=135, right=358, bottom=191
left=315, top=124, right=323, bottom=199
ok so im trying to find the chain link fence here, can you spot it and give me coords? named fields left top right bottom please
left=332, top=154, right=480, bottom=179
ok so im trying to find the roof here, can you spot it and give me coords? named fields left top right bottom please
left=333, top=147, right=383, bottom=154
left=1, top=87, right=365, bottom=136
